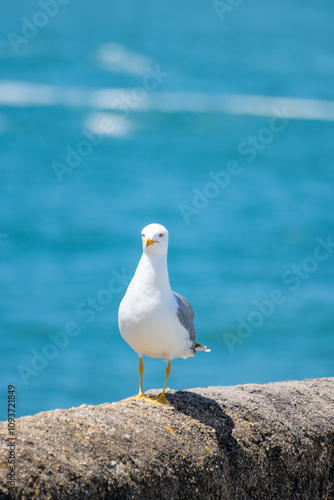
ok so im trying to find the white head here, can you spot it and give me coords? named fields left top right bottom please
left=141, top=223, right=169, bottom=256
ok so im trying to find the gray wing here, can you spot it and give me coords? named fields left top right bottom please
left=173, top=291, right=196, bottom=350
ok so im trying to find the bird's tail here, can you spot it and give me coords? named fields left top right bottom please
left=195, top=342, right=211, bottom=352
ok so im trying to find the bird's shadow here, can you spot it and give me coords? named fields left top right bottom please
left=165, top=389, right=240, bottom=454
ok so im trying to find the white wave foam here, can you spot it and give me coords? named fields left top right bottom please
left=85, top=113, right=132, bottom=138
left=215, top=94, right=334, bottom=122
left=0, top=81, right=90, bottom=107
left=95, top=43, right=153, bottom=76
left=1, top=80, right=334, bottom=122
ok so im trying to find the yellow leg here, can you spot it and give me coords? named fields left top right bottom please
left=147, top=361, right=171, bottom=406
left=128, top=358, right=171, bottom=406
left=134, top=357, right=146, bottom=400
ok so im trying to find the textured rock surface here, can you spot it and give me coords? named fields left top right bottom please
left=1, top=378, right=334, bottom=499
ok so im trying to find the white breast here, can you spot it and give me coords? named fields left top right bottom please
left=118, top=270, right=193, bottom=360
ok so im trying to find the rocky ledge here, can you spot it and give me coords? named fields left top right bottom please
left=0, top=378, right=334, bottom=499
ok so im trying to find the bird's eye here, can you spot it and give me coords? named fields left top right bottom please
left=141, top=234, right=145, bottom=238
left=158, top=233, right=164, bottom=238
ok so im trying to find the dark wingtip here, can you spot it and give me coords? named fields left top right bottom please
left=195, top=342, right=211, bottom=352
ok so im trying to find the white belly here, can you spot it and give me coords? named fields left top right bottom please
left=118, top=292, right=193, bottom=360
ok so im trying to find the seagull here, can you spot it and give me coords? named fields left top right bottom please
left=118, top=223, right=210, bottom=405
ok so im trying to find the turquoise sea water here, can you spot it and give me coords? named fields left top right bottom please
left=1, top=0, right=334, bottom=418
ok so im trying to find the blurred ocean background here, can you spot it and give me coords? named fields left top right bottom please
left=0, top=0, right=333, bottom=419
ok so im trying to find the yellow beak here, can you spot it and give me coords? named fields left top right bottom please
left=145, top=238, right=158, bottom=247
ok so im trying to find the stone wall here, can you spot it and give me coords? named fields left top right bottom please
left=1, top=378, right=334, bottom=499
